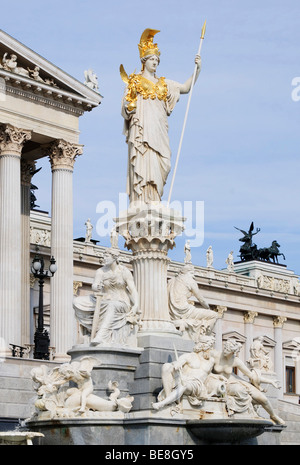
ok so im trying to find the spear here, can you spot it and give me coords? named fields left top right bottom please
left=167, top=20, right=206, bottom=205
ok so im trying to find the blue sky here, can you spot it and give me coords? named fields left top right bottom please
left=1, top=1, right=300, bottom=274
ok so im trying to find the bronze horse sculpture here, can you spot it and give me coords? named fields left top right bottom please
left=235, top=223, right=285, bottom=264
left=257, top=240, right=286, bottom=264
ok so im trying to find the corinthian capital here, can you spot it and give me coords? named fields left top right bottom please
left=0, top=124, right=31, bottom=156
left=243, top=311, right=258, bottom=324
left=48, top=139, right=83, bottom=171
left=273, top=315, right=287, bottom=328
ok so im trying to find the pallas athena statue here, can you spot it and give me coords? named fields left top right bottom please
left=120, top=29, right=201, bottom=204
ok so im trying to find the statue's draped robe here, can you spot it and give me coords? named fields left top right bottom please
left=73, top=267, right=133, bottom=345
left=168, top=273, right=217, bottom=340
left=122, top=78, right=180, bottom=202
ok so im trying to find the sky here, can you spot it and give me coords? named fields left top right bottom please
left=1, top=0, right=300, bottom=275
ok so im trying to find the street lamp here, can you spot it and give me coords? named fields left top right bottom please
left=31, top=250, right=57, bottom=360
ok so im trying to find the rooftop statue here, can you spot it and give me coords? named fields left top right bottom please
left=84, top=69, right=99, bottom=92
left=235, top=222, right=285, bottom=264
left=234, top=222, right=260, bottom=262
left=120, top=29, right=201, bottom=204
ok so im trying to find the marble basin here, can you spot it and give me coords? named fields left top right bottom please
left=186, top=419, right=273, bottom=444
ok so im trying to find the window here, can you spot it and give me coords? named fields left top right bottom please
left=285, top=366, right=296, bottom=393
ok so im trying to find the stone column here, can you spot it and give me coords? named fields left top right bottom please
left=212, top=306, right=227, bottom=351
left=20, top=159, right=37, bottom=346
left=244, top=310, right=258, bottom=362
left=48, top=140, right=83, bottom=361
left=273, top=316, right=286, bottom=399
left=0, top=124, right=31, bottom=352
left=116, top=204, right=185, bottom=335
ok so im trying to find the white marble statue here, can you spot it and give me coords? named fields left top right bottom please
left=226, top=250, right=234, bottom=272
left=120, top=29, right=201, bottom=203
left=206, top=246, right=213, bottom=267
left=73, top=249, right=140, bottom=346
left=168, top=264, right=218, bottom=341
left=1, top=53, right=29, bottom=76
left=184, top=240, right=192, bottom=264
left=29, top=357, right=134, bottom=420
left=247, top=336, right=273, bottom=372
left=211, top=339, right=284, bottom=424
left=153, top=337, right=285, bottom=425
left=110, top=226, right=119, bottom=249
left=85, top=218, right=93, bottom=242
left=152, top=335, right=223, bottom=412
left=84, top=69, right=99, bottom=92
left=27, top=66, right=45, bottom=83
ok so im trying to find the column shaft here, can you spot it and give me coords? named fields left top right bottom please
left=273, top=316, right=286, bottom=399
left=0, top=125, right=31, bottom=351
left=21, top=160, right=36, bottom=346
left=49, top=140, right=83, bottom=360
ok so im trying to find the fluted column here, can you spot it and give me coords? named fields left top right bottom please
left=20, top=159, right=37, bottom=346
left=131, top=240, right=173, bottom=331
left=48, top=140, right=83, bottom=360
left=244, top=310, right=258, bottom=361
left=116, top=204, right=185, bottom=335
left=0, top=124, right=31, bottom=352
left=273, top=316, right=286, bottom=399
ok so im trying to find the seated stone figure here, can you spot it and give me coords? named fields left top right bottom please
left=152, top=335, right=224, bottom=412
left=153, top=337, right=285, bottom=426
left=168, top=264, right=218, bottom=341
left=211, top=339, right=284, bottom=425
left=73, top=249, right=140, bottom=346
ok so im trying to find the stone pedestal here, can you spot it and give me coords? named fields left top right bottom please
left=115, top=202, right=185, bottom=335
left=68, top=344, right=143, bottom=400
left=132, top=334, right=194, bottom=411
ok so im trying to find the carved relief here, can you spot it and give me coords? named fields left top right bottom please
left=257, top=273, right=292, bottom=294
left=30, top=227, right=51, bottom=247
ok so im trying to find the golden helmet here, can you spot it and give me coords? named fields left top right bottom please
left=138, top=29, right=161, bottom=59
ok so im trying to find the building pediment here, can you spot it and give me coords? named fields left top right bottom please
left=283, top=339, right=300, bottom=351
left=222, top=331, right=247, bottom=344
left=0, top=30, right=102, bottom=114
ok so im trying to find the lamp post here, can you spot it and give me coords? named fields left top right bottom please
left=31, top=249, right=57, bottom=359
